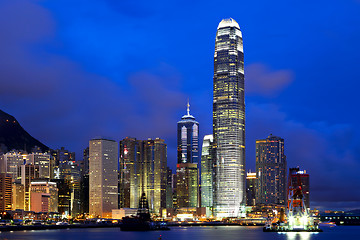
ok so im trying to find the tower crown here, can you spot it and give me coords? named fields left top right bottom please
left=217, top=18, right=240, bottom=30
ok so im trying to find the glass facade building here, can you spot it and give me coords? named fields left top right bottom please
left=119, top=137, right=168, bottom=214
left=176, top=103, right=199, bottom=208
left=213, top=18, right=246, bottom=217
left=200, top=134, right=214, bottom=208
left=255, top=134, right=287, bottom=206
left=177, top=102, right=199, bottom=164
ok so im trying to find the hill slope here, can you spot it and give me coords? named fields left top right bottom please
left=0, top=109, right=48, bottom=153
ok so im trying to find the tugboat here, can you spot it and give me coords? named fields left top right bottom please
left=120, top=193, right=170, bottom=231
left=263, top=171, right=322, bottom=232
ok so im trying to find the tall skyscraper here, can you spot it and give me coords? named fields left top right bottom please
left=119, top=137, right=168, bottom=214
left=201, top=134, right=214, bottom=208
left=289, top=167, right=310, bottom=209
left=256, top=134, right=287, bottom=206
left=89, top=138, right=118, bottom=218
left=177, top=101, right=199, bottom=164
left=213, top=18, right=245, bottom=217
left=176, top=103, right=199, bottom=208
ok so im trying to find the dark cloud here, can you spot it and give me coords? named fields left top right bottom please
left=0, top=0, right=186, bottom=167
left=245, top=63, right=294, bottom=97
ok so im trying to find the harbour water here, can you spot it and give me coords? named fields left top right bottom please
left=0, top=225, right=359, bottom=240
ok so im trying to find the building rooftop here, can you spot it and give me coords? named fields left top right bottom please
left=217, top=18, right=240, bottom=30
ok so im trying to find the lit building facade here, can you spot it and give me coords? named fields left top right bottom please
left=289, top=167, right=310, bottom=209
left=246, top=172, right=256, bottom=206
left=89, top=138, right=118, bottom=218
left=30, top=180, right=58, bottom=213
left=176, top=163, right=198, bottom=208
left=256, top=134, right=287, bottom=206
left=177, top=102, right=199, bottom=164
left=0, top=151, right=26, bottom=180
left=12, top=181, right=24, bottom=210
left=201, top=134, right=214, bottom=208
left=20, top=164, right=39, bottom=211
left=0, top=173, right=12, bottom=211
left=119, top=137, right=168, bottom=214
left=176, top=102, right=199, bottom=208
left=26, top=153, right=51, bottom=179
left=213, top=18, right=246, bottom=217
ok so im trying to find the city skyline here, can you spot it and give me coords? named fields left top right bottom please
left=1, top=0, right=360, bottom=211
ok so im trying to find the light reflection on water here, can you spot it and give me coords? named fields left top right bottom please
left=0, top=225, right=358, bottom=240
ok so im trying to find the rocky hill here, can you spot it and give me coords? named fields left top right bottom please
left=0, top=109, right=48, bottom=153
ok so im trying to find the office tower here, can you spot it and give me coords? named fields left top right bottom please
left=30, top=180, right=58, bottom=212
left=53, top=179, right=71, bottom=215
left=20, top=164, right=39, bottom=211
left=26, top=152, right=51, bottom=179
left=176, top=102, right=199, bottom=208
left=80, top=147, right=89, bottom=214
left=246, top=172, right=256, bottom=206
left=176, top=163, right=198, bottom=208
left=0, top=151, right=26, bottom=180
left=51, top=147, right=75, bottom=179
left=12, top=181, right=24, bottom=210
left=177, top=101, right=199, bottom=164
left=119, top=137, right=140, bottom=209
left=89, top=138, right=118, bottom=218
left=119, top=137, right=167, bottom=214
left=213, top=18, right=245, bottom=217
left=0, top=173, right=12, bottom=211
left=166, top=167, right=173, bottom=209
left=201, top=134, right=214, bottom=208
left=289, top=167, right=310, bottom=209
left=256, top=134, right=287, bottom=206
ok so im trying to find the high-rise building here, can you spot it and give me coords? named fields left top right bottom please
left=176, top=163, right=198, bottom=208
left=30, top=180, right=58, bottom=213
left=26, top=152, right=52, bottom=179
left=0, top=151, right=26, bottom=180
left=20, top=164, right=39, bottom=211
left=12, top=181, right=24, bottom=210
left=177, top=102, right=199, bottom=164
left=119, top=137, right=168, bottom=214
left=166, top=167, right=173, bottom=209
left=0, top=173, right=12, bottom=211
left=246, top=171, right=256, bottom=206
left=213, top=18, right=246, bottom=217
left=289, top=167, right=310, bottom=209
left=176, top=102, right=199, bottom=208
left=256, top=134, right=287, bottom=206
left=89, top=138, right=118, bottom=218
left=201, top=134, right=214, bottom=208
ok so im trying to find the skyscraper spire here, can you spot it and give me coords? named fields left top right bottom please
left=187, top=99, right=190, bottom=115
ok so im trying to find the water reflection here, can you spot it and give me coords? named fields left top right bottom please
left=279, top=232, right=318, bottom=240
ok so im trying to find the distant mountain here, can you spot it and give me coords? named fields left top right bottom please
left=346, top=209, right=360, bottom=215
left=0, top=109, right=48, bottom=153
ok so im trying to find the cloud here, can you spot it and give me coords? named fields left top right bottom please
left=245, top=63, right=294, bottom=96
left=0, top=0, right=186, bottom=164
left=246, top=103, right=360, bottom=210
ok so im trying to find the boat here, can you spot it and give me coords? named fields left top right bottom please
left=120, top=193, right=170, bottom=231
left=318, top=221, right=336, bottom=227
left=263, top=173, right=322, bottom=232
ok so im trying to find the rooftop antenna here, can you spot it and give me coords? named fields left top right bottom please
left=187, top=98, right=190, bottom=115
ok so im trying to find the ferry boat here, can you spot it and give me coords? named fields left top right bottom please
left=120, top=193, right=170, bottom=231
